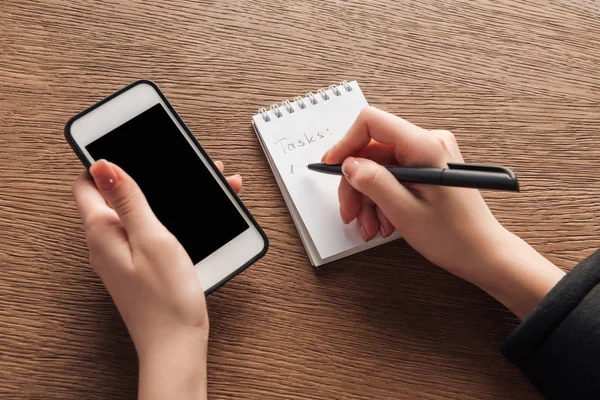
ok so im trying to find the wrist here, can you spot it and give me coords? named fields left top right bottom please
left=470, top=227, right=565, bottom=320
left=138, top=329, right=209, bottom=400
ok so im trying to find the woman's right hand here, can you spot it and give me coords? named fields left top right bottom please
left=323, top=106, right=565, bottom=319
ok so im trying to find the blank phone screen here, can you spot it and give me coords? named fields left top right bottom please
left=86, top=103, right=248, bottom=264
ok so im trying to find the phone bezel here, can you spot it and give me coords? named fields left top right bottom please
left=65, top=80, right=268, bottom=294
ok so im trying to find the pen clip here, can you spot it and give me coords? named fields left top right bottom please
left=447, top=163, right=516, bottom=180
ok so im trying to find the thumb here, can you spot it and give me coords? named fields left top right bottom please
left=89, top=160, right=160, bottom=234
left=342, top=157, right=418, bottom=218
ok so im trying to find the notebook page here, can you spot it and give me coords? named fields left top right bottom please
left=253, top=81, right=398, bottom=260
left=254, top=129, right=322, bottom=264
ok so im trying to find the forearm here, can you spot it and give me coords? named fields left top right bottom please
left=138, top=335, right=208, bottom=400
left=472, top=226, right=565, bottom=320
left=501, top=249, right=600, bottom=398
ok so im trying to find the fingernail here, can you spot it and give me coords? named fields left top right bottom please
left=379, top=224, right=390, bottom=238
left=215, top=160, right=224, bottom=170
left=342, top=157, right=359, bottom=179
left=321, top=149, right=330, bottom=162
left=360, top=224, right=368, bottom=241
left=90, top=160, right=118, bottom=191
left=340, top=206, right=350, bottom=224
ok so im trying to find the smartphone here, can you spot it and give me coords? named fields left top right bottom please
left=65, top=80, right=268, bottom=293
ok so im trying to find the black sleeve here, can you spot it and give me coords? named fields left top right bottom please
left=501, top=249, right=600, bottom=399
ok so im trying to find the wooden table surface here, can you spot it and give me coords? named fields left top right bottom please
left=2, top=1, right=599, bottom=398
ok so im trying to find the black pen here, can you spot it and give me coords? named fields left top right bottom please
left=307, top=163, right=520, bottom=192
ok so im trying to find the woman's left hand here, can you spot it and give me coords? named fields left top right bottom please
left=72, top=159, right=242, bottom=400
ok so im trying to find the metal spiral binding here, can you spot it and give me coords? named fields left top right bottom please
left=269, top=103, right=283, bottom=118
left=282, top=100, right=294, bottom=114
left=305, top=92, right=317, bottom=105
left=258, top=81, right=353, bottom=122
left=294, top=95, right=306, bottom=109
left=317, top=88, right=330, bottom=101
left=341, top=80, right=353, bottom=92
left=258, top=107, right=270, bottom=122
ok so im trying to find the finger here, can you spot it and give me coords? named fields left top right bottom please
left=215, top=161, right=242, bottom=193
left=72, top=171, right=130, bottom=267
left=89, top=160, right=161, bottom=234
left=323, top=106, right=425, bottom=164
left=338, top=143, right=392, bottom=225
left=338, top=178, right=361, bottom=224
left=73, top=171, right=110, bottom=221
left=375, top=206, right=395, bottom=238
left=355, top=141, right=397, bottom=165
left=226, top=174, right=242, bottom=193
left=356, top=198, right=379, bottom=241
left=73, top=172, right=123, bottom=238
left=427, top=129, right=464, bottom=164
left=341, top=157, right=420, bottom=226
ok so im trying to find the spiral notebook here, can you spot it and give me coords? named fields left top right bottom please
left=252, top=81, right=400, bottom=266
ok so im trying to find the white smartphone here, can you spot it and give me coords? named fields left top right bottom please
left=65, top=80, right=268, bottom=293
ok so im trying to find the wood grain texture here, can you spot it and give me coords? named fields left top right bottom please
left=1, top=0, right=599, bottom=398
